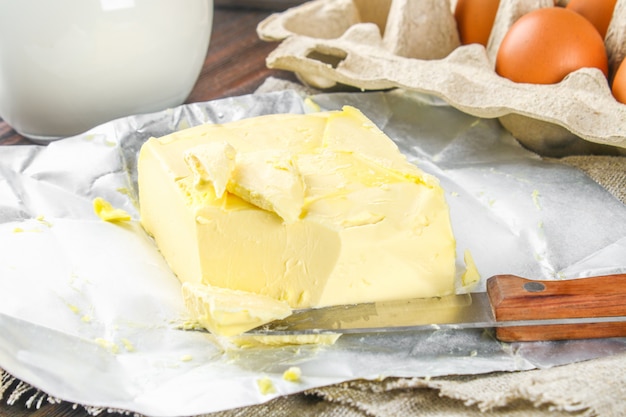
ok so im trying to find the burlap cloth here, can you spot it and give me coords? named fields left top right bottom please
left=1, top=81, right=625, bottom=416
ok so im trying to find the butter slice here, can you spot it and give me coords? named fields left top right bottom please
left=184, top=144, right=305, bottom=223
left=138, top=106, right=457, bottom=311
left=184, top=142, right=236, bottom=198
left=226, top=149, right=305, bottom=224
left=182, top=282, right=292, bottom=337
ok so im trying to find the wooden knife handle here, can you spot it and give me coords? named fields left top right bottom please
left=486, top=274, right=626, bottom=342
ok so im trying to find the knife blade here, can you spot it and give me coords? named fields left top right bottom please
left=250, top=274, right=626, bottom=342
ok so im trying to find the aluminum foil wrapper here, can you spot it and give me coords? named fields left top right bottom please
left=1, top=90, right=626, bottom=416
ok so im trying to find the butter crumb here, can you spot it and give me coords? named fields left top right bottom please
left=121, top=338, right=135, bottom=352
left=461, top=250, right=480, bottom=288
left=282, top=366, right=301, bottom=382
left=81, top=315, right=92, bottom=323
left=12, top=225, right=42, bottom=233
left=180, top=354, right=193, bottom=362
left=177, top=118, right=191, bottom=131
left=95, top=338, right=119, bottom=354
left=177, top=318, right=205, bottom=331
left=36, top=215, right=52, bottom=227
left=532, top=189, right=541, bottom=210
left=93, top=197, right=131, bottom=222
left=257, top=377, right=276, bottom=395
left=304, top=96, right=321, bottom=112
left=116, top=187, right=138, bottom=207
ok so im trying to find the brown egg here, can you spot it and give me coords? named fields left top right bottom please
left=454, top=0, right=500, bottom=46
left=495, top=7, right=609, bottom=84
left=566, top=0, right=617, bottom=38
left=612, top=59, right=626, bottom=104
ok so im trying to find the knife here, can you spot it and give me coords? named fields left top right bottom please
left=250, top=274, right=626, bottom=342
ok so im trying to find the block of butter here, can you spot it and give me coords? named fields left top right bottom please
left=138, top=106, right=457, bottom=318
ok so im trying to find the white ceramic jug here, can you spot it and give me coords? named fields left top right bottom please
left=0, top=0, right=213, bottom=142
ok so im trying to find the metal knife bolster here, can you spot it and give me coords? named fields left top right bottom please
left=251, top=274, right=626, bottom=342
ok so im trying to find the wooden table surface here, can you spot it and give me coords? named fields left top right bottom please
left=0, top=5, right=299, bottom=417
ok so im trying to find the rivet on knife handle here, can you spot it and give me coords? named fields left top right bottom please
left=487, top=274, right=626, bottom=342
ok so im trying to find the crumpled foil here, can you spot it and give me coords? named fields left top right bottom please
left=1, top=89, right=625, bottom=416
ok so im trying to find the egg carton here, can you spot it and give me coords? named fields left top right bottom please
left=258, top=0, right=626, bottom=157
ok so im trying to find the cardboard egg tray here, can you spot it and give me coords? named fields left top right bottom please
left=258, top=0, right=626, bottom=156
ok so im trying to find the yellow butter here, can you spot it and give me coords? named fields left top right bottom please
left=184, top=142, right=236, bottom=198
left=228, top=149, right=305, bottom=224
left=256, top=377, right=276, bottom=395
left=138, top=106, right=457, bottom=317
left=93, top=197, right=131, bottom=222
left=182, top=282, right=292, bottom=337
left=226, top=333, right=341, bottom=348
left=283, top=366, right=302, bottom=382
